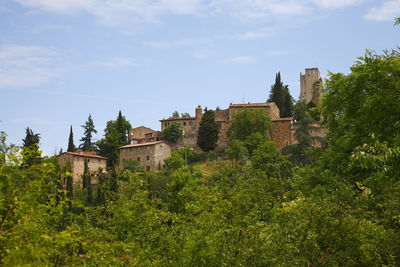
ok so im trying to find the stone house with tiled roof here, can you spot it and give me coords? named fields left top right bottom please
left=57, top=151, right=107, bottom=187
left=160, top=102, right=294, bottom=151
left=118, top=141, right=171, bottom=171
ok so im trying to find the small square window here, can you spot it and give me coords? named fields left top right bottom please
left=183, top=122, right=186, bottom=126
left=137, top=157, right=141, bottom=161
left=147, top=155, right=150, bottom=160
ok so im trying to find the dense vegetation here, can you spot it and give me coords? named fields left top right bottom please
left=1, top=49, right=399, bottom=266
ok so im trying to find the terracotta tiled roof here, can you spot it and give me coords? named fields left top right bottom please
left=229, top=102, right=275, bottom=108
left=59, top=151, right=108, bottom=160
left=118, top=141, right=166, bottom=149
left=160, top=117, right=195, bottom=122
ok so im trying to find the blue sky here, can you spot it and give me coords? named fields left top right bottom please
left=1, top=0, right=399, bottom=155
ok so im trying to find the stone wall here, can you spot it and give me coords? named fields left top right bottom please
left=271, top=119, right=293, bottom=148
left=119, top=141, right=171, bottom=171
left=300, top=68, right=321, bottom=104
left=58, top=153, right=107, bottom=187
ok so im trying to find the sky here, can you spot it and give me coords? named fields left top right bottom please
left=1, top=0, right=399, bottom=155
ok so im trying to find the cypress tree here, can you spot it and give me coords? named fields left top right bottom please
left=197, top=109, right=220, bottom=152
left=66, top=171, right=73, bottom=200
left=80, top=114, right=97, bottom=151
left=21, top=127, right=41, bottom=167
left=67, top=125, right=76, bottom=152
left=268, top=72, right=294, bottom=118
left=82, top=159, right=89, bottom=189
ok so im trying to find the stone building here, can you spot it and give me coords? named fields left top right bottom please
left=118, top=141, right=171, bottom=171
left=300, top=68, right=322, bottom=105
left=160, top=102, right=294, bottom=151
left=128, top=126, right=161, bottom=144
left=57, top=151, right=107, bottom=187
left=160, top=105, right=203, bottom=147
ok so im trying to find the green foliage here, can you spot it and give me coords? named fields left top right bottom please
left=122, top=159, right=143, bottom=172
left=225, top=139, right=248, bottom=165
left=268, top=72, right=294, bottom=117
left=321, top=49, right=400, bottom=176
left=197, top=109, right=219, bottom=152
left=282, top=101, right=323, bottom=165
left=1, top=50, right=400, bottom=266
left=161, top=122, right=182, bottom=143
left=21, top=127, right=41, bottom=167
left=97, top=111, right=131, bottom=167
left=67, top=125, right=76, bottom=152
left=164, top=151, right=186, bottom=171
left=228, top=108, right=272, bottom=142
left=181, top=112, right=191, bottom=118
left=80, top=114, right=97, bottom=151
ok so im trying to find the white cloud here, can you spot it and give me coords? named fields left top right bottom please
left=225, top=56, right=255, bottom=64
left=265, top=49, right=290, bottom=56
left=364, top=0, right=400, bottom=21
left=14, top=0, right=205, bottom=26
left=14, top=0, right=369, bottom=27
left=0, top=44, right=60, bottom=87
left=211, top=0, right=312, bottom=22
left=239, top=27, right=274, bottom=40
left=89, top=57, right=138, bottom=69
left=145, top=38, right=210, bottom=48
left=312, top=0, right=362, bottom=9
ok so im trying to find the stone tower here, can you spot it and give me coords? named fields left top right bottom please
left=300, top=68, right=322, bottom=105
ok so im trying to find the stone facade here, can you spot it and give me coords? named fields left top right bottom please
left=300, top=68, right=322, bottom=105
left=128, top=126, right=161, bottom=144
left=160, top=102, right=294, bottom=151
left=57, top=151, right=107, bottom=187
left=118, top=141, right=171, bottom=171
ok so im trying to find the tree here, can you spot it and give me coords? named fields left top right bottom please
left=197, top=109, right=220, bottom=152
left=226, top=140, right=248, bottom=165
left=228, top=109, right=272, bottom=142
left=80, top=114, right=97, bottom=151
left=82, top=159, right=92, bottom=204
left=268, top=72, right=294, bottom=117
left=97, top=111, right=131, bottom=167
left=171, top=111, right=180, bottom=118
left=282, top=101, right=323, bottom=165
left=123, top=159, right=143, bottom=172
left=181, top=112, right=191, bottom=118
left=162, top=122, right=182, bottom=143
left=321, top=49, right=400, bottom=176
left=21, top=127, right=41, bottom=167
left=67, top=125, right=76, bottom=152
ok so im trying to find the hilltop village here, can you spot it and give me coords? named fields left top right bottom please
left=58, top=68, right=325, bottom=185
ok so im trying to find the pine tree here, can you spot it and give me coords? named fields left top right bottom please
left=197, top=109, right=220, bottom=152
left=21, top=127, right=41, bottom=167
left=80, top=114, right=97, bottom=151
left=268, top=72, right=294, bottom=118
left=67, top=125, right=76, bottom=152
left=97, top=111, right=131, bottom=167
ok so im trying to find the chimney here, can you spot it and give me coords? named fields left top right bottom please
left=195, top=105, right=203, bottom=120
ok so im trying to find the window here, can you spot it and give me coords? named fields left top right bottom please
left=137, top=157, right=141, bottom=161
left=183, top=122, right=186, bottom=126
left=146, top=166, right=150, bottom=171
left=285, top=141, right=289, bottom=146
left=165, top=122, right=168, bottom=127
left=285, top=130, right=289, bottom=135
left=147, top=155, right=150, bottom=160
left=87, top=159, right=90, bottom=162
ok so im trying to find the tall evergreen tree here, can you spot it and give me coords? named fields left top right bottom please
left=268, top=72, right=294, bottom=118
left=21, top=127, right=41, bottom=167
left=80, top=114, right=97, bottom=151
left=97, top=111, right=131, bottom=167
left=197, top=109, right=220, bottom=152
left=67, top=125, right=76, bottom=152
